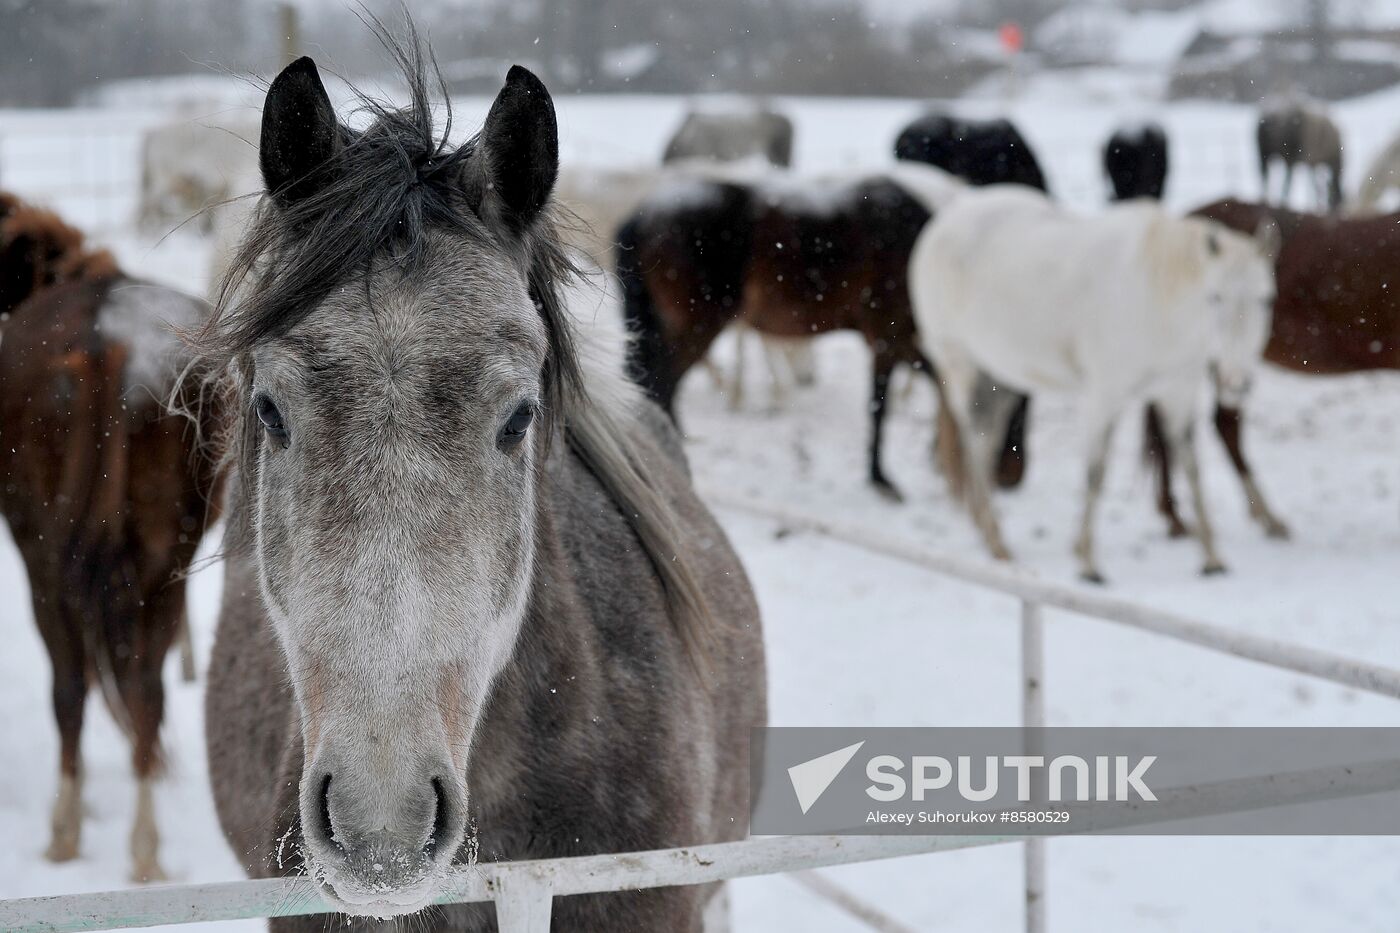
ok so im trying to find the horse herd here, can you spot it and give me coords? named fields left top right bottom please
left=615, top=108, right=1281, bottom=581
left=3, top=28, right=1400, bottom=930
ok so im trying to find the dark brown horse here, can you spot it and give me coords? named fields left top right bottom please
left=618, top=167, right=1025, bottom=500
left=0, top=195, right=221, bottom=881
left=1146, top=197, right=1399, bottom=538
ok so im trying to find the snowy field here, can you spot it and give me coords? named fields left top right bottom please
left=4, top=80, right=1400, bottom=931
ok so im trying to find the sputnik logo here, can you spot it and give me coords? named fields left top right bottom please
left=788, top=741, right=865, bottom=814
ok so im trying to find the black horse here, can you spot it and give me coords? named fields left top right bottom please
left=1104, top=122, right=1169, bottom=201
left=894, top=114, right=1049, bottom=192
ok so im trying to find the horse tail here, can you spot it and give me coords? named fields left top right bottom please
left=615, top=215, right=675, bottom=414
left=57, top=337, right=147, bottom=760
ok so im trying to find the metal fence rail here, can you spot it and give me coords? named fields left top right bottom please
left=5, top=492, right=1400, bottom=933
left=700, top=492, right=1400, bottom=701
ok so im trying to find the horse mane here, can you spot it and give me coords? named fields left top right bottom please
left=194, top=21, right=717, bottom=666
left=0, top=193, right=120, bottom=287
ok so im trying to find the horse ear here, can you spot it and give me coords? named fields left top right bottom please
left=260, top=57, right=340, bottom=204
left=469, top=65, right=558, bottom=233
left=1254, top=216, right=1282, bottom=263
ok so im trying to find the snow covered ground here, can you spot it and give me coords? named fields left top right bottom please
left=3, top=81, right=1400, bottom=931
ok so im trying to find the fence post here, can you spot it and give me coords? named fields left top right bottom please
left=1021, top=598, right=1046, bottom=933
left=494, top=872, right=554, bottom=933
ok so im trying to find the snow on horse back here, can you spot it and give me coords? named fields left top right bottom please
left=910, top=186, right=1275, bottom=582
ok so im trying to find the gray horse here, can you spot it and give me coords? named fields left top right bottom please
left=201, top=34, right=765, bottom=931
left=663, top=107, right=794, bottom=167
left=1257, top=100, right=1343, bottom=212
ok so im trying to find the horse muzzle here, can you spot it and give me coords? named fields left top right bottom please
left=299, top=757, right=467, bottom=917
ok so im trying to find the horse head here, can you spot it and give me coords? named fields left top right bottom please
left=207, top=47, right=567, bottom=917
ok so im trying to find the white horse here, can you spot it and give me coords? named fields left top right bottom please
left=910, top=187, right=1276, bottom=581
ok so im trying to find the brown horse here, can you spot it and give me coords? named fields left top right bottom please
left=0, top=195, right=222, bottom=881
left=1147, top=197, right=1399, bottom=538
left=617, top=167, right=1026, bottom=500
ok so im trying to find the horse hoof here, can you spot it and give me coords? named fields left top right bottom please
left=872, top=479, right=904, bottom=503
left=1265, top=521, right=1291, bottom=541
left=1080, top=570, right=1107, bottom=585
left=44, top=839, right=79, bottom=863
left=994, top=462, right=1026, bottom=490
left=1167, top=521, right=1191, bottom=539
left=1201, top=562, right=1228, bottom=577
left=131, top=861, right=169, bottom=884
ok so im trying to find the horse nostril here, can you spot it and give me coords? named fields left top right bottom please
left=427, top=777, right=451, bottom=856
left=316, top=773, right=336, bottom=848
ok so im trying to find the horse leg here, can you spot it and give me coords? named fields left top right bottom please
left=970, top=373, right=1027, bottom=494
left=933, top=348, right=1012, bottom=560
left=726, top=324, right=747, bottom=411
left=36, top=596, right=87, bottom=863
left=1074, top=413, right=1116, bottom=584
left=176, top=607, right=196, bottom=683
left=868, top=351, right=902, bottom=502
left=125, top=579, right=183, bottom=883
left=1281, top=161, right=1294, bottom=210
left=127, top=651, right=168, bottom=885
left=1213, top=402, right=1290, bottom=539
left=1145, top=403, right=1190, bottom=537
left=759, top=333, right=789, bottom=412
left=995, top=393, right=1031, bottom=489
left=1183, top=434, right=1227, bottom=575
left=1158, top=397, right=1227, bottom=575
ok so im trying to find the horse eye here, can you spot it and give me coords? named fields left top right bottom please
left=255, top=394, right=290, bottom=448
left=499, top=401, right=536, bottom=450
